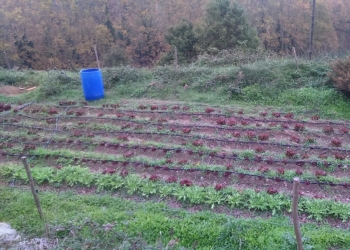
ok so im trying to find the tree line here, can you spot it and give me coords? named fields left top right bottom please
left=0, top=0, right=349, bottom=69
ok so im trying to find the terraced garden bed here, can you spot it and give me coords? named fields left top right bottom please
left=1, top=100, right=350, bottom=249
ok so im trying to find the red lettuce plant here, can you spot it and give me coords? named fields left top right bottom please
left=232, top=132, right=241, bottom=138
left=138, top=104, right=147, bottom=110
left=215, top=183, right=226, bottom=191
left=323, top=126, right=334, bottom=134
left=295, top=169, right=303, bottom=175
left=255, top=146, right=265, bottom=153
left=272, top=112, right=281, bottom=118
left=284, top=113, right=294, bottom=119
left=311, top=115, right=320, bottom=120
left=149, top=175, right=160, bottom=181
left=117, top=135, right=129, bottom=141
left=227, top=119, right=236, bottom=126
left=267, top=187, right=278, bottom=194
left=286, top=150, right=296, bottom=158
left=182, top=128, right=191, bottom=134
left=260, top=111, right=268, bottom=117
left=192, top=140, right=204, bottom=147
left=315, top=170, right=327, bottom=177
left=277, top=168, right=285, bottom=175
left=205, top=108, right=215, bottom=113
left=258, top=134, right=269, bottom=141
left=334, top=153, right=345, bottom=160
left=331, top=139, right=342, bottom=147
left=166, top=176, right=177, bottom=183
left=290, top=136, right=300, bottom=143
left=294, top=123, right=305, bottom=131
left=340, top=127, right=349, bottom=134
left=180, top=179, right=192, bottom=186
left=216, top=118, right=226, bottom=125
left=258, top=166, right=269, bottom=173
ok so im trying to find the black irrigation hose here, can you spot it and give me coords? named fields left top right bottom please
left=2, top=136, right=349, bottom=168
left=2, top=123, right=350, bottom=152
left=14, top=113, right=350, bottom=137
left=2, top=151, right=350, bottom=188
left=55, top=104, right=350, bottom=126
left=0, top=101, right=34, bottom=117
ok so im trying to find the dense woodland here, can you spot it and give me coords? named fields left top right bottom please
left=0, top=0, right=349, bottom=69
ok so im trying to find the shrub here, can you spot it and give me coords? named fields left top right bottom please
left=328, top=56, right=350, bottom=93
left=103, top=67, right=150, bottom=89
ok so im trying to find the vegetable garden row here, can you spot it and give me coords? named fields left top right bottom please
left=1, top=101, right=350, bottom=226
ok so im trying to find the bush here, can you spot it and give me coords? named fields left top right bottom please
left=38, top=71, right=77, bottom=98
left=194, top=48, right=275, bottom=67
left=102, top=67, right=151, bottom=89
left=153, top=66, right=213, bottom=87
left=0, top=69, right=26, bottom=86
left=328, top=56, right=350, bottom=93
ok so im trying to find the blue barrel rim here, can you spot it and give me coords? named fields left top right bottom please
left=80, top=68, right=100, bottom=73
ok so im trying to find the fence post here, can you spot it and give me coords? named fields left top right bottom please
left=94, top=44, right=100, bottom=69
left=3, top=51, right=11, bottom=69
left=292, top=177, right=303, bottom=250
left=22, top=156, right=43, bottom=219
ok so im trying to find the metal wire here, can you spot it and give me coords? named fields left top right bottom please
left=53, top=104, right=350, bottom=126
left=3, top=122, right=349, bottom=152
left=1, top=136, right=349, bottom=168
left=16, top=113, right=350, bottom=136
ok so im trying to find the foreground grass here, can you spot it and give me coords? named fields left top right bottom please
left=1, top=187, right=350, bottom=249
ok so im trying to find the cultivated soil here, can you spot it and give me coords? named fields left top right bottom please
left=1, top=99, right=350, bottom=227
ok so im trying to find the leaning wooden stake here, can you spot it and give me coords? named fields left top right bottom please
left=93, top=44, right=101, bottom=69
left=174, top=46, right=178, bottom=67
left=293, top=47, right=299, bottom=70
left=292, top=177, right=303, bottom=250
left=22, top=156, right=43, bottom=219
left=3, top=51, right=11, bottom=69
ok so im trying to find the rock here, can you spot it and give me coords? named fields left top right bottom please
left=0, top=222, right=20, bottom=243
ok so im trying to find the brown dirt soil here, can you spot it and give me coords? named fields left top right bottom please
left=0, top=86, right=23, bottom=96
left=2, top=100, right=350, bottom=226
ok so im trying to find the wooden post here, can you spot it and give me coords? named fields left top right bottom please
left=293, top=47, right=299, bottom=70
left=22, top=156, right=43, bottom=219
left=292, top=177, right=303, bottom=250
left=3, top=51, right=11, bottom=69
left=93, top=45, right=101, bottom=69
left=68, top=60, right=77, bottom=72
left=308, top=0, right=316, bottom=60
left=174, top=46, right=178, bottom=67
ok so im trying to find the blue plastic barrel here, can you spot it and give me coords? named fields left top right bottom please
left=80, top=68, right=105, bottom=101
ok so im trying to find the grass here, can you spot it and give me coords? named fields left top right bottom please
left=1, top=57, right=350, bottom=118
left=1, top=187, right=350, bottom=249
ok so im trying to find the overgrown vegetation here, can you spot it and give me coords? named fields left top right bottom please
left=1, top=55, right=350, bottom=118
left=328, top=56, right=350, bottom=93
